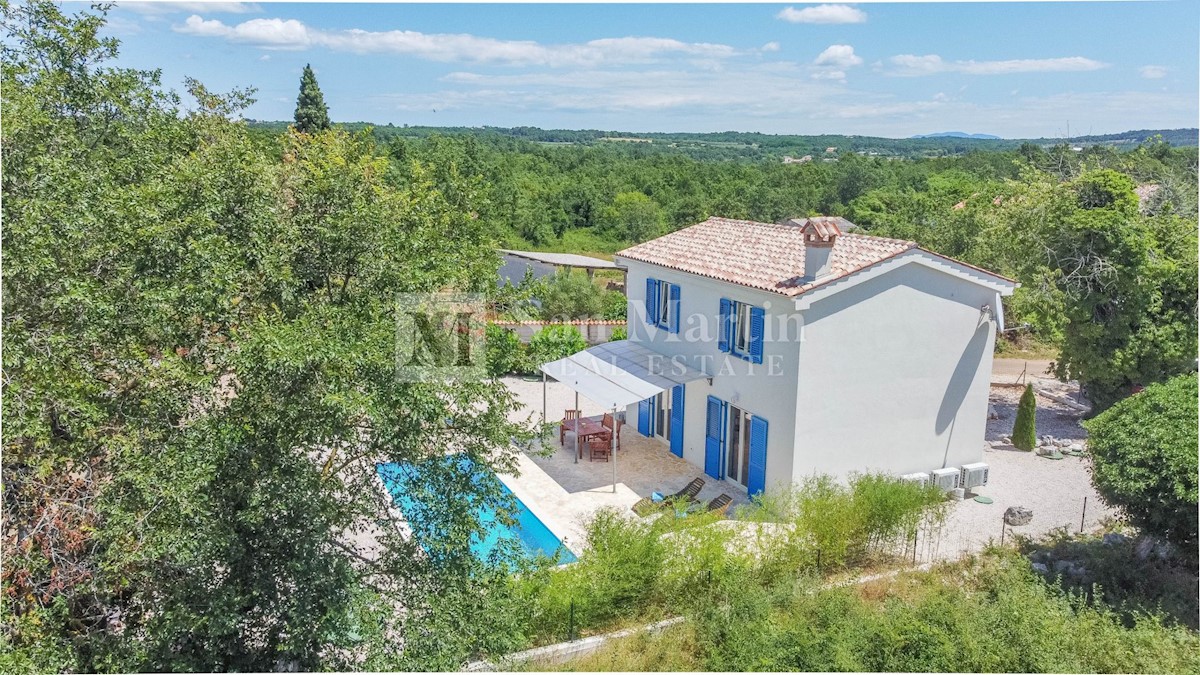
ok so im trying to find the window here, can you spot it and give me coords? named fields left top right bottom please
left=657, top=279, right=671, bottom=330
left=733, top=302, right=752, bottom=356
left=719, top=298, right=764, bottom=364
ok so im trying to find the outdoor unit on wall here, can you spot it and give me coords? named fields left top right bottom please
left=900, top=472, right=931, bottom=489
left=960, top=462, right=990, bottom=489
left=930, top=467, right=960, bottom=492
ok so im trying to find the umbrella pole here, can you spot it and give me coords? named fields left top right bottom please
left=541, top=371, right=546, bottom=424
left=612, top=406, right=617, bottom=493
left=574, top=391, right=579, bottom=464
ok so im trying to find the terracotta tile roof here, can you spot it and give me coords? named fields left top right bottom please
left=616, top=217, right=919, bottom=297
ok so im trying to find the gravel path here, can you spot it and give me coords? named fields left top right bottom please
left=932, top=385, right=1114, bottom=561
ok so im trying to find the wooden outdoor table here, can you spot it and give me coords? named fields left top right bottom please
left=561, top=418, right=610, bottom=459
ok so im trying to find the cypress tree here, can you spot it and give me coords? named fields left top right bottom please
left=293, top=64, right=330, bottom=133
left=1012, top=383, right=1037, bottom=451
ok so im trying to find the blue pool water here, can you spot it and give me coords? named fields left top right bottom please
left=376, top=456, right=577, bottom=564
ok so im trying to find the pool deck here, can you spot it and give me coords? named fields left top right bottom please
left=497, top=376, right=751, bottom=553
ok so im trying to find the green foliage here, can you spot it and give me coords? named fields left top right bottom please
left=599, top=191, right=665, bottom=243
left=293, top=63, right=330, bottom=133
left=608, top=326, right=628, bottom=341
left=1083, top=374, right=1199, bottom=551
left=484, top=324, right=528, bottom=376
left=1013, top=384, right=1038, bottom=450
left=2, top=4, right=536, bottom=670
left=750, top=474, right=947, bottom=571
left=601, top=289, right=628, bottom=321
left=537, top=269, right=603, bottom=320
left=540, top=552, right=1200, bottom=673
left=527, top=325, right=587, bottom=366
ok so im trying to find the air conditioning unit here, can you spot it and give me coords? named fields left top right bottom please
left=930, top=467, right=960, bottom=492
left=900, top=472, right=931, bottom=489
left=960, top=462, right=990, bottom=489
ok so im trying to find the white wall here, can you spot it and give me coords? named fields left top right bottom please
left=792, top=261, right=998, bottom=480
left=617, top=258, right=802, bottom=495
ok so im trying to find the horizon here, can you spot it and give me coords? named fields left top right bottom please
left=97, top=2, right=1199, bottom=138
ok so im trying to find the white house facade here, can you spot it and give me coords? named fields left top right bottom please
left=612, top=216, right=1017, bottom=498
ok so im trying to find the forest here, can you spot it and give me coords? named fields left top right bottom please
left=3, top=3, right=1198, bottom=672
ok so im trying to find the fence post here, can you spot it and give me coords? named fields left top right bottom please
left=1080, top=496, right=1087, bottom=534
left=912, top=528, right=918, bottom=564
left=568, top=599, right=576, bottom=641
left=1000, top=518, right=1006, bottom=546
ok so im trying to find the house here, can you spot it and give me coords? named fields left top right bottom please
left=610, top=216, right=1016, bottom=497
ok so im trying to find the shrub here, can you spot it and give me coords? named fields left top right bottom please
left=1083, top=374, right=1198, bottom=552
left=537, top=270, right=603, bottom=320
left=608, top=326, right=627, bottom=342
left=600, top=291, right=628, bottom=320
left=484, top=323, right=527, bottom=376
left=1012, top=383, right=1037, bottom=450
left=528, top=325, right=586, bottom=366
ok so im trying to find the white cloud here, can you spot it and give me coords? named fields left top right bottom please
left=814, top=44, right=861, bottom=69
left=761, top=41, right=781, bottom=53
left=811, top=44, right=861, bottom=82
left=123, top=2, right=261, bottom=15
left=886, top=54, right=1108, bottom=76
left=175, top=15, right=740, bottom=65
left=777, top=5, right=867, bottom=25
left=1139, top=65, right=1167, bottom=79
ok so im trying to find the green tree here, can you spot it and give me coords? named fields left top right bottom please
left=2, top=4, right=534, bottom=671
left=538, top=269, right=603, bottom=320
left=1083, top=374, right=1198, bottom=553
left=1012, top=384, right=1038, bottom=451
left=599, top=191, right=664, bottom=243
left=293, top=63, right=330, bottom=133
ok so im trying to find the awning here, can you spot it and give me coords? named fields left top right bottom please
left=539, top=340, right=710, bottom=409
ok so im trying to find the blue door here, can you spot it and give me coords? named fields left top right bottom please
left=747, top=416, right=769, bottom=497
left=704, top=396, right=726, bottom=479
left=669, top=385, right=685, bottom=457
left=637, top=398, right=652, bottom=437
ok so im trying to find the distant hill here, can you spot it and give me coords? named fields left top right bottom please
left=911, top=132, right=1002, bottom=140
left=245, top=121, right=1197, bottom=160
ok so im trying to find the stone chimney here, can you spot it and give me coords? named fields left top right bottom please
left=798, top=217, right=841, bottom=280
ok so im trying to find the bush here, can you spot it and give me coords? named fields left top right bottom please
left=608, top=326, right=627, bottom=342
left=537, top=270, right=603, bottom=320
left=1012, top=383, right=1037, bottom=451
left=484, top=323, right=528, bottom=376
left=1083, top=374, right=1198, bottom=552
left=600, top=291, right=628, bottom=321
left=528, top=325, right=586, bottom=366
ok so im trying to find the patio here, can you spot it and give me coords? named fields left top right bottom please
left=498, top=375, right=749, bottom=552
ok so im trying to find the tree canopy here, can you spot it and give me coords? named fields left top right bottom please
left=294, top=63, right=331, bottom=133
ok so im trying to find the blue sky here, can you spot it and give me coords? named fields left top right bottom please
left=97, top=2, right=1198, bottom=138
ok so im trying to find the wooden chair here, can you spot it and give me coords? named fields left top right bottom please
left=705, top=493, right=734, bottom=517
left=559, top=409, right=581, bottom=445
left=670, top=477, right=705, bottom=503
left=595, top=416, right=624, bottom=452
left=588, top=435, right=612, bottom=462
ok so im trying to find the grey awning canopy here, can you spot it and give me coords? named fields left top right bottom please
left=539, top=340, right=709, bottom=409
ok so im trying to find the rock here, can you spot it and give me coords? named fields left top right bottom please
left=988, top=404, right=1000, bottom=420
left=1068, top=443, right=1084, bottom=452
left=1004, top=506, right=1034, bottom=526
left=1136, top=537, right=1178, bottom=561
left=1052, top=559, right=1087, bottom=577
left=1030, top=562, right=1049, bottom=574
left=950, top=487, right=966, bottom=501
left=1103, top=533, right=1129, bottom=546
left=1001, top=435, right=1011, bottom=443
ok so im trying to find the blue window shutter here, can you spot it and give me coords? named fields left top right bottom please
left=717, top=298, right=732, bottom=353
left=748, top=415, right=769, bottom=496
left=669, top=284, right=682, bottom=334
left=704, top=396, right=725, bottom=479
left=669, top=385, right=685, bottom=457
left=637, top=398, right=652, bottom=437
left=749, top=306, right=765, bottom=364
left=645, top=278, right=658, bottom=326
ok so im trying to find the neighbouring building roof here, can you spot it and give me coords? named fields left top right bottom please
left=499, top=249, right=618, bottom=269
left=615, top=216, right=1014, bottom=298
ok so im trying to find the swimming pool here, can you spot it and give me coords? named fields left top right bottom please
left=376, top=456, right=577, bottom=565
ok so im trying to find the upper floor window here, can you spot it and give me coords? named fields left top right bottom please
left=719, top=298, right=764, bottom=364
left=645, top=276, right=681, bottom=333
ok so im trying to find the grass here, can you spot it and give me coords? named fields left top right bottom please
left=507, top=228, right=625, bottom=259
left=523, top=550, right=1200, bottom=673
